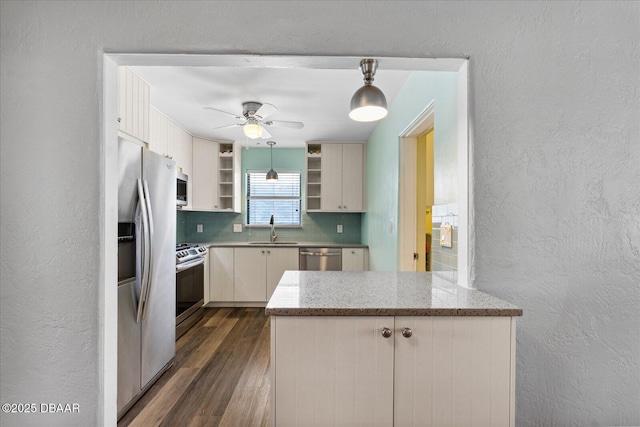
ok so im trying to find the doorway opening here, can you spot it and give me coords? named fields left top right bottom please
left=416, top=127, right=434, bottom=272
left=101, top=54, right=471, bottom=424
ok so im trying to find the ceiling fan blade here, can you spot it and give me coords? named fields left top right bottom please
left=204, top=106, right=242, bottom=119
left=254, top=103, right=277, bottom=120
left=260, top=127, right=272, bottom=139
left=212, top=123, right=244, bottom=130
left=264, top=120, right=304, bottom=129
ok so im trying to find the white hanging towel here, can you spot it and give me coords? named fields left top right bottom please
left=440, top=223, right=452, bottom=248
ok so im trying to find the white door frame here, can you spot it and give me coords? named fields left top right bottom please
left=397, top=60, right=472, bottom=288
left=398, top=102, right=434, bottom=272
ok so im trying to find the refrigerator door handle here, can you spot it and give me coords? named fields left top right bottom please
left=140, top=179, right=155, bottom=321
left=136, top=179, right=151, bottom=324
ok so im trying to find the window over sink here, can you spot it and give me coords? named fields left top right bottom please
left=246, top=171, right=301, bottom=226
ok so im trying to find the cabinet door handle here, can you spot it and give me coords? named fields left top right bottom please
left=401, top=327, right=412, bottom=338
left=267, top=250, right=271, bottom=254
left=381, top=327, right=392, bottom=338
left=261, top=250, right=265, bottom=254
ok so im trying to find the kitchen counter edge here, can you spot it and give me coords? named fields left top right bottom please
left=265, top=271, right=523, bottom=317
left=204, top=242, right=368, bottom=248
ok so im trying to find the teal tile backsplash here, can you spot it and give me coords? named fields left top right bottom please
left=179, top=210, right=362, bottom=244
left=177, top=147, right=363, bottom=244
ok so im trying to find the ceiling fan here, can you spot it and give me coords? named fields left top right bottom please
left=205, top=101, right=304, bottom=139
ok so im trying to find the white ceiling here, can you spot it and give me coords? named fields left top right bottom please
left=131, top=65, right=413, bottom=148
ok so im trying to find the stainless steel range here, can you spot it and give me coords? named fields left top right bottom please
left=175, top=243, right=206, bottom=339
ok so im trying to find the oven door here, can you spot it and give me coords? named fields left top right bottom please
left=175, top=260, right=204, bottom=336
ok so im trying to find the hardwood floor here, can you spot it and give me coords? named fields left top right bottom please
left=118, top=308, right=270, bottom=427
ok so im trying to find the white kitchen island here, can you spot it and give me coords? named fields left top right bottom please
left=265, top=271, right=523, bottom=427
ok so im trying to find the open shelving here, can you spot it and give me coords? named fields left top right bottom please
left=217, top=143, right=239, bottom=211
left=306, top=143, right=322, bottom=211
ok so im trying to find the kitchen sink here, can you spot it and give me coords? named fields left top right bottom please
left=248, top=241, right=298, bottom=245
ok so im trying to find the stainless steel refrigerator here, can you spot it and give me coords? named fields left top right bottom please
left=117, top=137, right=176, bottom=418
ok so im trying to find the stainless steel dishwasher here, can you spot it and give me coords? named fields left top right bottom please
left=299, top=247, right=342, bottom=271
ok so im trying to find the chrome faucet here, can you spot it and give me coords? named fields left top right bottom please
left=270, top=214, right=278, bottom=243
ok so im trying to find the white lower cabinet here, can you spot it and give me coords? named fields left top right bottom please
left=209, top=247, right=299, bottom=303
left=265, top=248, right=299, bottom=300
left=272, top=316, right=394, bottom=427
left=341, top=248, right=368, bottom=271
left=234, top=248, right=267, bottom=302
left=272, top=316, right=516, bottom=427
left=208, top=247, right=234, bottom=302
left=393, top=316, right=514, bottom=427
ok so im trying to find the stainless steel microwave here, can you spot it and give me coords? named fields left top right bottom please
left=177, top=172, right=188, bottom=206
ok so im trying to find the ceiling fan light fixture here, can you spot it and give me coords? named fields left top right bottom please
left=266, top=141, right=278, bottom=181
left=349, top=58, right=388, bottom=122
left=243, top=120, right=263, bottom=139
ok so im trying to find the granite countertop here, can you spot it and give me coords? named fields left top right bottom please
left=265, top=271, right=522, bottom=317
left=206, top=241, right=368, bottom=248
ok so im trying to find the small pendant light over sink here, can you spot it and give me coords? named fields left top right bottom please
left=266, top=141, right=278, bottom=181
left=349, top=58, right=388, bottom=122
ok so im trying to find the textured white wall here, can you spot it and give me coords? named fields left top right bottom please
left=0, top=1, right=638, bottom=426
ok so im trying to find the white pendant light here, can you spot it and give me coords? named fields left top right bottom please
left=266, top=141, right=278, bottom=181
left=244, top=118, right=264, bottom=139
left=349, top=58, right=388, bottom=122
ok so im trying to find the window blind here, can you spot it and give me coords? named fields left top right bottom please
left=246, top=171, right=301, bottom=226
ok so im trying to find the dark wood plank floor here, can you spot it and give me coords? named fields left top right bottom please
left=118, top=308, right=270, bottom=427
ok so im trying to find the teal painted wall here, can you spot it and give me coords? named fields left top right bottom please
left=181, top=147, right=362, bottom=243
left=363, top=72, right=459, bottom=271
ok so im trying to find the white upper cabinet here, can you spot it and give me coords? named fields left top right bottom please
left=341, top=144, right=365, bottom=212
left=309, top=142, right=365, bottom=212
left=190, top=140, right=241, bottom=213
left=149, top=106, right=192, bottom=172
left=148, top=107, right=168, bottom=157
left=148, top=106, right=193, bottom=209
left=168, top=120, right=193, bottom=178
left=319, top=143, right=343, bottom=211
left=191, top=137, right=219, bottom=211
left=118, top=67, right=150, bottom=143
